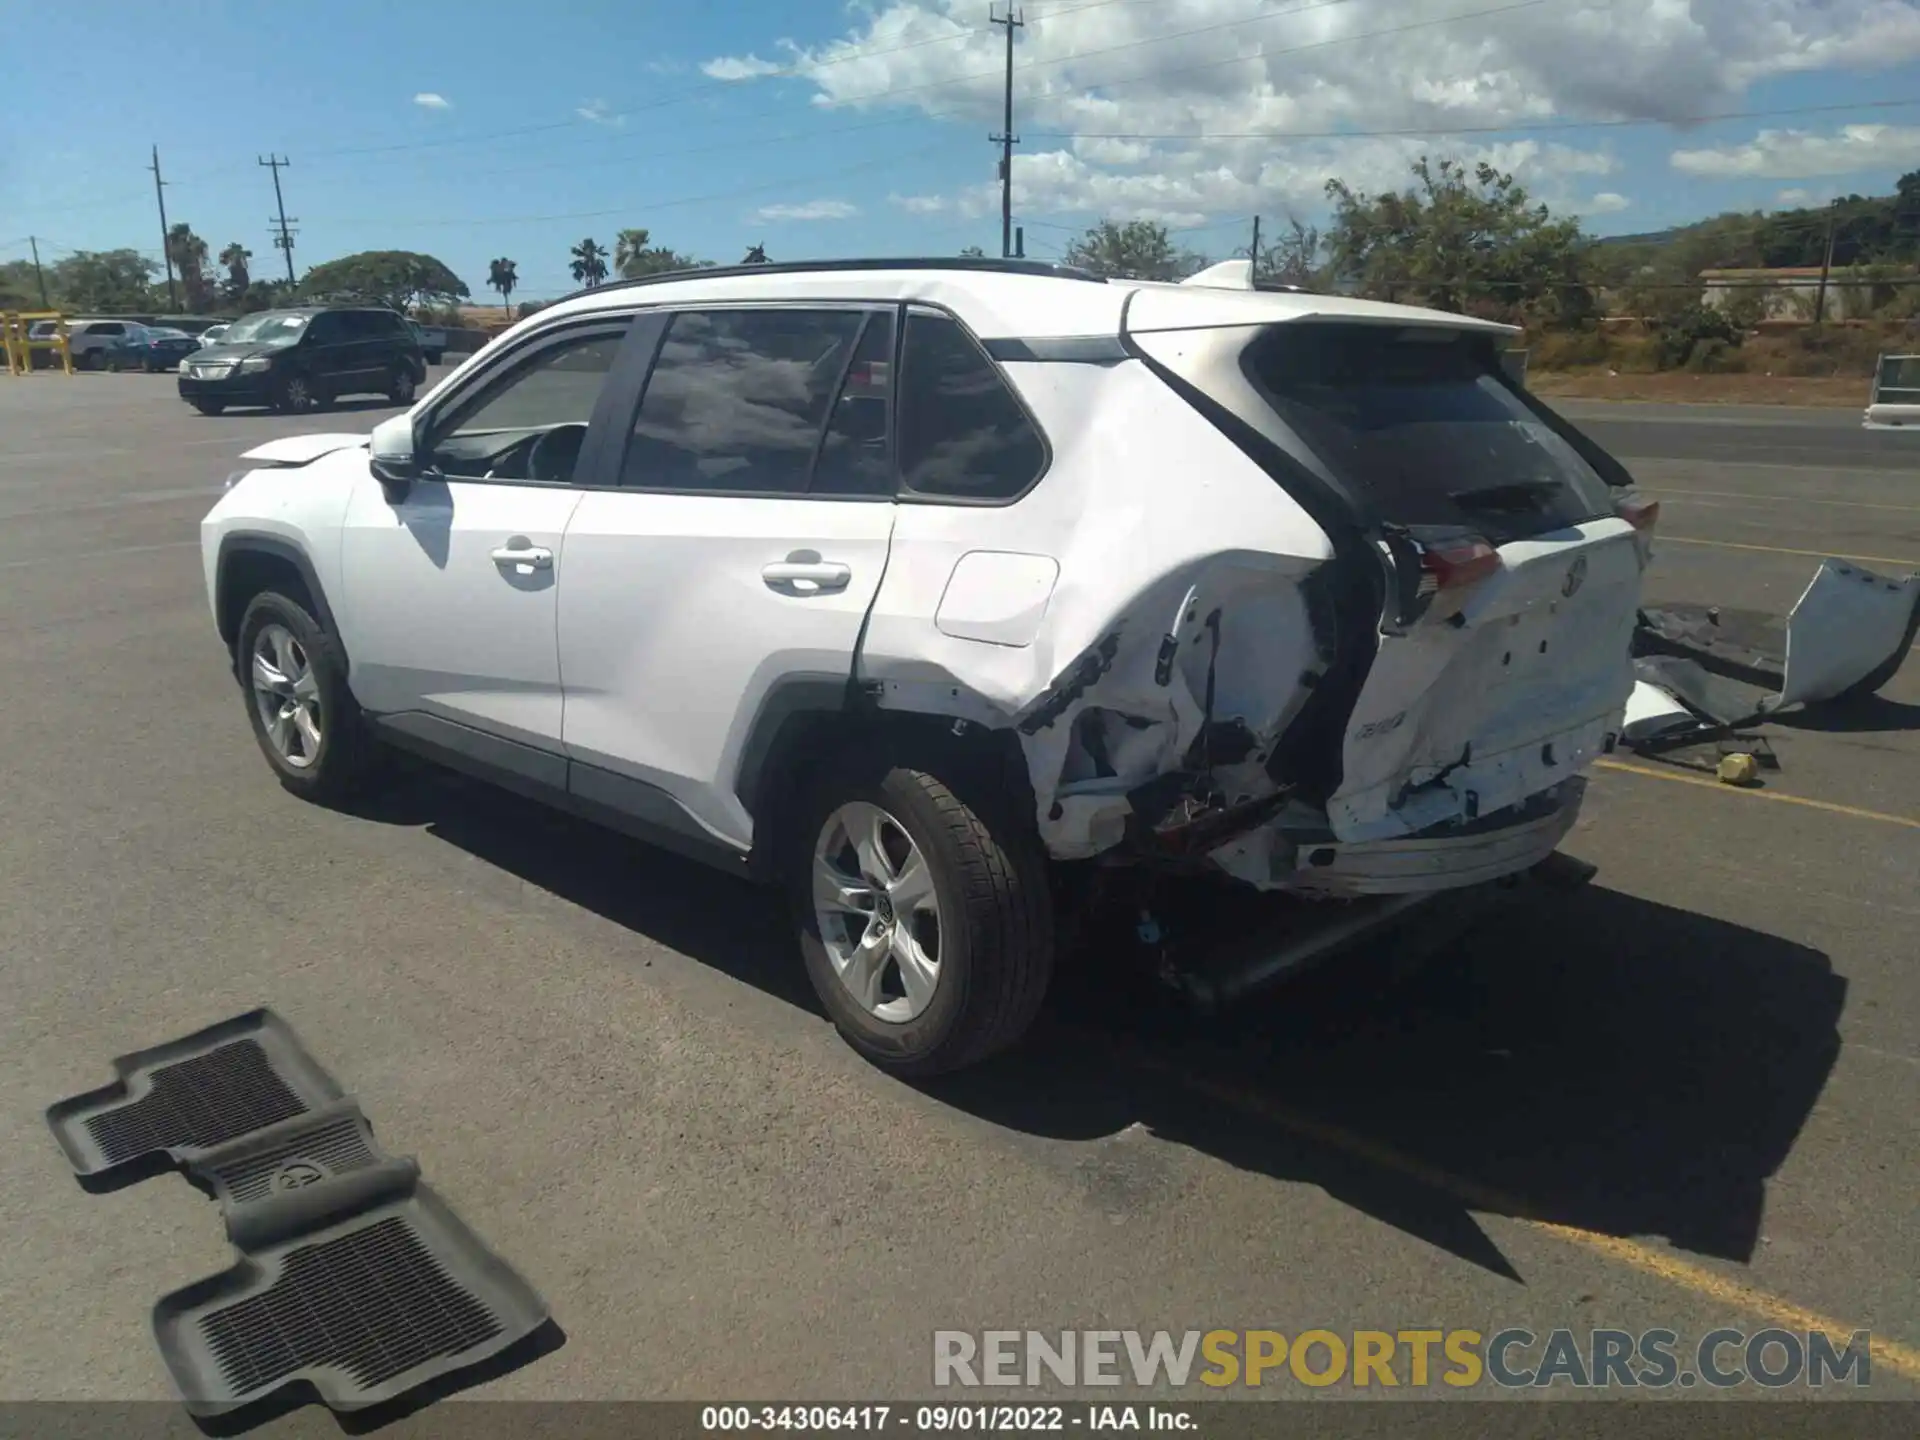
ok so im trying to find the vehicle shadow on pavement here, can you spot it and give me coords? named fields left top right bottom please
left=1767, top=692, right=1920, bottom=735
left=931, top=879, right=1846, bottom=1280
left=352, top=770, right=1844, bottom=1283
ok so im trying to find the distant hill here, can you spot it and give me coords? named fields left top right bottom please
left=1591, top=173, right=1918, bottom=271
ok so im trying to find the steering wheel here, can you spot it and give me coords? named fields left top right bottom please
left=525, top=424, right=589, bottom=484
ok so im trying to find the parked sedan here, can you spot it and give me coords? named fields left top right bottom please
left=134, top=326, right=200, bottom=372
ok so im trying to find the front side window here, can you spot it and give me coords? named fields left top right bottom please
left=427, top=329, right=626, bottom=485
left=896, top=312, right=1046, bottom=501
left=620, top=308, right=868, bottom=495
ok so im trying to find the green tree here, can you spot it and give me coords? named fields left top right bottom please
left=488, top=257, right=518, bottom=311
left=165, top=223, right=214, bottom=311
left=1061, top=220, right=1205, bottom=281
left=298, top=251, right=469, bottom=311
left=958, top=244, right=987, bottom=258
left=1323, top=157, right=1594, bottom=325
left=239, top=279, right=291, bottom=314
left=613, top=226, right=704, bottom=278
left=570, top=238, right=609, bottom=287
left=217, top=243, right=252, bottom=306
left=742, top=243, right=770, bottom=265
left=0, top=260, right=41, bottom=310
left=1255, top=217, right=1322, bottom=287
left=49, top=249, right=159, bottom=312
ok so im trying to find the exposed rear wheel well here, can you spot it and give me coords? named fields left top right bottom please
left=745, top=705, right=1039, bottom=879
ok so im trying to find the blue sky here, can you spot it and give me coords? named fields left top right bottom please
left=6, top=0, right=1919, bottom=303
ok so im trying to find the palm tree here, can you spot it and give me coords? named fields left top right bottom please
left=488, top=257, right=518, bottom=311
left=569, top=238, right=608, bottom=287
left=614, top=228, right=652, bottom=277
left=167, top=223, right=213, bottom=311
left=217, top=242, right=252, bottom=303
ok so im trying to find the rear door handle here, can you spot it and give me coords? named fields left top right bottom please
left=762, top=560, right=851, bottom=594
left=491, top=542, right=553, bottom=571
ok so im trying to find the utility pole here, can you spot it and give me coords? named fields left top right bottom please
left=260, top=155, right=298, bottom=285
left=28, top=237, right=48, bottom=308
left=990, top=5, right=1023, bottom=258
left=1249, top=215, right=1261, bottom=285
left=1812, top=201, right=1839, bottom=326
left=148, top=145, right=178, bottom=311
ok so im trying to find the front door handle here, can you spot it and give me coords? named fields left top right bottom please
left=491, top=541, right=553, bottom=572
left=762, top=560, right=851, bottom=594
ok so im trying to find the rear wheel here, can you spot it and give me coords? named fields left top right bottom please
left=789, top=750, right=1054, bottom=1076
left=387, top=365, right=417, bottom=405
left=236, top=590, right=377, bottom=803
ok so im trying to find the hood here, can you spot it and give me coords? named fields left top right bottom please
left=237, top=433, right=370, bottom=467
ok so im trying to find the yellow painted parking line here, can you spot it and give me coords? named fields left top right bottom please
left=1129, top=1057, right=1920, bottom=1383
left=1658, top=534, right=1919, bottom=569
left=1660, top=486, right=1920, bottom=516
left=1595, top=758, right=1920, bottom=830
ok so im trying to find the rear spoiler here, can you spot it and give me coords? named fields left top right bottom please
left=1181, top=259, right=1309, bottom=294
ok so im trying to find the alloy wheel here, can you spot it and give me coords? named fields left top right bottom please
left=812, top=801, right=943, bottom=1022
left=250, top=623, right=324, bottom=769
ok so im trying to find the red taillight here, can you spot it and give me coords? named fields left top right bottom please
left=1420, top=537, right=1500, bottom=594
left=1616, top=495, right=1660, bottom=532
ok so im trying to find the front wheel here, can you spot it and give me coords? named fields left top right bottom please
left=275, top=372, right=325, bottom=413
left=235, top=590, right=377, bottom=802
left=191, top=399, right=226, bottom=416
left=790, top=755, right=1054, bottom=1076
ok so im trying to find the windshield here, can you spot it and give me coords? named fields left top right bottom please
left=1244, top=323, right=1616, bottom=543
left=220, top=312, right=310, bottom=345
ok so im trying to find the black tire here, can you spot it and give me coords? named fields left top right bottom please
left=788, top=748, right=1054, bottom=1077
left=235, top=589, right=377, bottom=803
left=191, top=399, right=226, bottom=416
left=387, top=365, right=418, bottom=405
left=86, top=349, right=108, bottom=372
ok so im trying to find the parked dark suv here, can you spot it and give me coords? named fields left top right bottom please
left=177, top=306, right=427, bottom=415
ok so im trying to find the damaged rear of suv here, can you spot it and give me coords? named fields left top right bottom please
left=201, top=258, right=1654, bottom=1079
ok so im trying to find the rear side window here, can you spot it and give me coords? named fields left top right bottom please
left=897, top=312, right=1046, bottom=500
left=1245, top=324, right=1614, bottom=539
left=621, top=308, right=867, bottom=495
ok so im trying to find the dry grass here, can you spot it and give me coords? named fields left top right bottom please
left=1529, top=371, right=1871, bottom=408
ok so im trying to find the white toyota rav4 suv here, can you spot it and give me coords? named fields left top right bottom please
left=201, top=257, right=1656, bottom=1076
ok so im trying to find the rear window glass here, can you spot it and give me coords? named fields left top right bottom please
left=1245, top=325, right=1614, bottom=538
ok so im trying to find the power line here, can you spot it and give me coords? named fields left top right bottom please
left=1027, top=95, right=1920, bottom=142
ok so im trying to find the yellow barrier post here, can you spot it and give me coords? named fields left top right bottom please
left=3, top=311, right=75, bottom=375
left=1, top=314, right=20, bottom=376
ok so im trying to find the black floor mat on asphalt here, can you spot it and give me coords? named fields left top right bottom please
left=46, top=1009, right=554, bottom=1425
left=46, top=1009, right=347, bottom=1183
left=154, top=1165, right=550, bottom=1418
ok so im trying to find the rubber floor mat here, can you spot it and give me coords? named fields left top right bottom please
left=153, top=1169, right=549, bottom=1417
left=48, top=1009, right=557, bottom=1422
left=46, top=1009, right=346, bottom=1182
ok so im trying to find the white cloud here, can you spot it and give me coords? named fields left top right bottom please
left=413, top=92, right=452, bottom=111
left=1775, top=186, right=1813, bottom=206
left=700, top=1, right=1920, bottom=225
left=891, top=193, right=950, bottom=214
left=1671, top=123, right=1920, bottom=179
left=576, top=99, right=625, bottom=127
left=703, top=54, right=785, bottom=81
left=755, top=199, right=861, bottom=221
left=1586, top=191, right=1631, bottom=213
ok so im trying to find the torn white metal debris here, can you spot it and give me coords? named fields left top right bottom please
left=1773, top=559, right=1920, bottom=711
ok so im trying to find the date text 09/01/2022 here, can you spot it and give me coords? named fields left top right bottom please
left=701, top=1405, right=1196, bottom=1432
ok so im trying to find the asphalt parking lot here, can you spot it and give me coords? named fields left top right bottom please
left=1, top=371, right=1916, bottom=1410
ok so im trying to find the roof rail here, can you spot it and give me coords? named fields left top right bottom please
left=552, top=255, right=1109, bottom=306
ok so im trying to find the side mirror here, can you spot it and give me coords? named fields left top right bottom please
left=368, top=413, right=420, bottom=500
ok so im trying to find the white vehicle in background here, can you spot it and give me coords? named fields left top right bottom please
left=197, top=324, right=231, bottom=349
left=1864, top=353, right=1920, bottom=429
left=199, top=257, right=1656, bottom=1076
